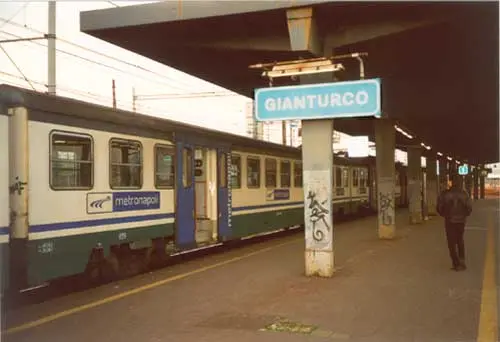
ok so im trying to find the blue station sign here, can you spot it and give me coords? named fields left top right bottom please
left=254, top=78, right=381, bottom=121
left=458, top=164, right=469, bottom=176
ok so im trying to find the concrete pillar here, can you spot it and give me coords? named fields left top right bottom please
left=421, top=167, right=428, bottom=220
left=448, top=160, right=457, bottom=180
left=473, top=166, right=479, bottom=199
left=465, top=171, right=473, bottom=195
left=375, top=119, right=396, bottom=239
left=407, top=146, right=423, bottom=224
left=438, top=157, right=448, bottom=193
left=302, top=119, right=334, bottom=277
left=426, top=156, right=438, bottom=216
left=286, top=6, right=334, bottom=277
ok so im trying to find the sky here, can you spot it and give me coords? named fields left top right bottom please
left=2, top=0, right=496, bottom=174
left=0, top=0, right=306, bottom=145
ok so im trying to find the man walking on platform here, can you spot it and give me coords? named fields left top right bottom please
left=437, top=175, right=473, bottom=271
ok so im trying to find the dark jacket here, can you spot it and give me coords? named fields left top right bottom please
left=436, top=187, right=472, bottom=223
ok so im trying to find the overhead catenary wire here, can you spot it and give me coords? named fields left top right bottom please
left=0, top=17, right=216, bottom=92
left=0, top=70, right=247, bottom=135
left=0, top=2, right=29, bottom=29
left=0, top=13, right=275, bottom=140
left=0, top=29, right=197, bottom=93
left=0, top=44, right=35, bottom=90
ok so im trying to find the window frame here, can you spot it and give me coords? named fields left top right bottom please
left=335, top=166, right=342, bottom=188
left=265, top=158, right=277, bottom=188
left=342, top=167, right=349, bottom=187
left=280, top=160, right=291, bottom=188
left=154, top=143, right=176, bottom=189
left=49, top=130, right=94, bottom=191
left=182, top=146, right=193, bottom=188
left=246, top=156, right=261, bottom=189
left=219, top=152, right=228, bottom=189
left=352, top=168, right=359, bottom=187
left=109, top=137, right=143, bottom=190
left=230, top=154, right=242, bottom=189
left=293, top=160, right=303, bottom=188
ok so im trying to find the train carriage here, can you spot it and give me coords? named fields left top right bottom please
left=0, top=84, right=398, bottom=293
left=229, top=148, right=304, bottom=239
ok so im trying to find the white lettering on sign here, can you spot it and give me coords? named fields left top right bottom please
left=264, top=91, right=370, bottom=112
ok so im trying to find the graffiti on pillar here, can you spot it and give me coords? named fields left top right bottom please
left=307, top=190, right=330, bottom=242
left=379, top=191, right=394, bottom=226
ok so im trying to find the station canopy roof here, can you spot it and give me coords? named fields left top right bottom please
left=80, top=1, right=499, bottom=165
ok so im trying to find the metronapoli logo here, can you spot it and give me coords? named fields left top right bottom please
left=87, top=193, right=113, bottom=214
left=90, top=195, right=111, bottom=209
left=86, top=192, right=161, bottom=214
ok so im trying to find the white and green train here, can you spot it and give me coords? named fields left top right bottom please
left=0, top=84, right=406, bottom=294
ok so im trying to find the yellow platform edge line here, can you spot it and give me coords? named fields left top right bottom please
left=3, top=238, right=300, bottom=336
left=477, top=211, right=498, bottom=342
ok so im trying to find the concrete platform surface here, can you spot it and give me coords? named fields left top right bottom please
left=3, top=199, right=499, bottom=342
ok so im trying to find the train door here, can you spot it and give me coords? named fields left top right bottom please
left=217, top=149, right=231, bottom=240
left=193, top=147, right=219, bottom=245
left=175, top=142, right=196, bottom=249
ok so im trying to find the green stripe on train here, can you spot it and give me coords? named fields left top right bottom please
left=27, top=223, right=175, bottom=285
left=24, top=200, right=369, bottom=286
left=230, top=200, right=368, bottom=238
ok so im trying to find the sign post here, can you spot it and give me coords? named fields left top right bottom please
left=251, top=58, right=381, bottom=277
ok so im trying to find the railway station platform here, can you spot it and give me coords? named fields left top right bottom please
left=3, top=199, right=499, bottom=342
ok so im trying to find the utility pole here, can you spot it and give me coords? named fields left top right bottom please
left=112, top=79, right=116, bottom=109
left=47, top=0, right=56, bottom=95
left=132, top=87, right=137, bottom=112
left=282, top=121, right=287, bottom=145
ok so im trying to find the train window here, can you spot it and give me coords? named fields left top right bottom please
left=342, top=168, right=349, bottom=187
left=182, top=147, right=193, bottom=188
left=280, top=160, right=291, bottom=188
left=352, top=168, right=359, bottom=187
left=219, top=153, right=227, bottom=188
left=247, top=157, right=261, bottom=188
left=265, top=158, right=277, bottom=188
left=50, top=132, right=93, bottom=190
left=155, top=145, right=175, bottom=189
left=360, top=169, right=366, bottom=187
left=230, top=154, right=241, bottom=189
left=335, top=167, right=342, bottom=187
left=110, top=139, right=142, bottom=189
left=294, top=161, right=303, bottom=187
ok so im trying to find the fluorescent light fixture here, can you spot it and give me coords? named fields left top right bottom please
left=394, top=125, right=413, bottom=139
left=447, top=156, right=453, bottom=161
left=420, top=142, right=431, bottom=150
left=456, top=160, right=461, bottom=164
left=262, top=62, right=345, bottom=79
left=437, top=152, right=443, bottom=156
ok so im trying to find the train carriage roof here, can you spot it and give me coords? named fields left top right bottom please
left=0, top=84, right=404, bottom=167
left=0, top=84, right=300, bottom=156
